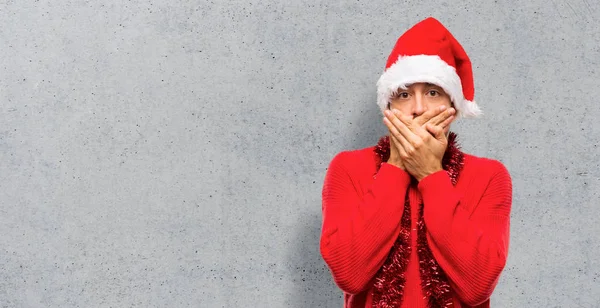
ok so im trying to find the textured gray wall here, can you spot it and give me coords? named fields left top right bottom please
left=1, top=1, right=599, bottom=307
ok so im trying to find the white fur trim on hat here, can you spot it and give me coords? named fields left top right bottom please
left=376, top=55, right=482, bottom=118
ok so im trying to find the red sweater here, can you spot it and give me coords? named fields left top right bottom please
left=320, top=146, right=512, bottom=307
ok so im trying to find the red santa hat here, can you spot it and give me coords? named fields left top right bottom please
left=377, top=17, right=482, bottom=118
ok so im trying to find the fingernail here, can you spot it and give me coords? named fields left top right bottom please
left=384, top=110, right=390, bottom=116
left=393, top=109, right=399, bottom=114
left=440, top=106, right=446, bottom=111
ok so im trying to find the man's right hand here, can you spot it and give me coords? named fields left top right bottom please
left=414, top=105, right=456, bottom=129
left=387, top=133, right=405, bottom=169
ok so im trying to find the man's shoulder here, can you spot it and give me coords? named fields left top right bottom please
left=463, top=152, right=510, bottom=177
left=328, top=146, right=377, bottom=172
left=332, top=146, right=376, bottom=160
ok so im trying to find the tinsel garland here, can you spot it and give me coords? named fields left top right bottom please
left=371, top=195, right=412, bottom=307
left=371, top=132, right=464, bottom=308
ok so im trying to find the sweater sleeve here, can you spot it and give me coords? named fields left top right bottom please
left=417, top=161, right=512, bottom=306
left=319, top=152, right=411, bottom=294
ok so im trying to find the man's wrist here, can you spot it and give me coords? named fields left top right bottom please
left=386, top=159, right=405, bottom=170
left=416, top=167, right=443, bottom=182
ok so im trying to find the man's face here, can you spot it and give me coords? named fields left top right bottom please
left=388, top=82, right=454, bottom=135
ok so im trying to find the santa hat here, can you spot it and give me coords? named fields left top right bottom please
left=376, top=17, right=482, bottom=118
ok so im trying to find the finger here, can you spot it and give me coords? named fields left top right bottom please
left=410, top=119, right=436, bottom=141
left=438, top=114, right=455, bottom=129
left=388, top=109, right=413, bottom=127
left=383, top=116, right=411, bottom=148
left=424, top=107, right=455, bottom=127
left=388, top=109, right=431, bottom=144
left=414, top=105, right=447, bottom=127
left=389, top=133, right=408, bottom=158
left=426, top=123, right=446, bottom=140
left=388, top=109, right=421, bottom=140
left=387, top=111, right=421, bottom=148
left=384, top=109, right=414, bottom=142
left=383, top=116, right=413, bottom=153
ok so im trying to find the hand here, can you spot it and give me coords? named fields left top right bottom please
left=383, top=108, right=451, bottom=181
left=414, top=105, right=456, bottom=130
left=383, top=106, right=455, bottom=171
left=387, top=133, right=406, bottom=170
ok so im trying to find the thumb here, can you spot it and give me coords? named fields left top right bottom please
left=426, top=124, right=445, bottom=140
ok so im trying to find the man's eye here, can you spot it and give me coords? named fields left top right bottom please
left=428, top=90, right=439, bottom=96
left=399, top=92, right=409, bottom=98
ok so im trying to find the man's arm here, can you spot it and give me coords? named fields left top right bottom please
left=418, top=161, right=512, bottom=306
left=320, top=152, right=411, bottom=294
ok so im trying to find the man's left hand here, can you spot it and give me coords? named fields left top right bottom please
left=383, top=109, right=449, bottom=181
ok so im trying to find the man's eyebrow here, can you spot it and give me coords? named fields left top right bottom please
left=425, top=82, right=442, bottom=88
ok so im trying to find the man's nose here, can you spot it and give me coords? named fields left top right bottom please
left=412, top=94, right=426, bottom=118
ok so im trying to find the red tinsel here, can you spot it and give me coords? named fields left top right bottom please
left=371, top=132, right=464, bottom=308
left=371, top=195, right=412, bottom=307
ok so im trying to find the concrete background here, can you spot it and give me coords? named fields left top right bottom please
left=1, top=0, right=599, bottom=307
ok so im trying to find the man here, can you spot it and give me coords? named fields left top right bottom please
left=319, top=17, right=512, bottom=308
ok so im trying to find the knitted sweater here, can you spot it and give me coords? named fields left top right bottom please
left=320, top=146, right=512, bottom=307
